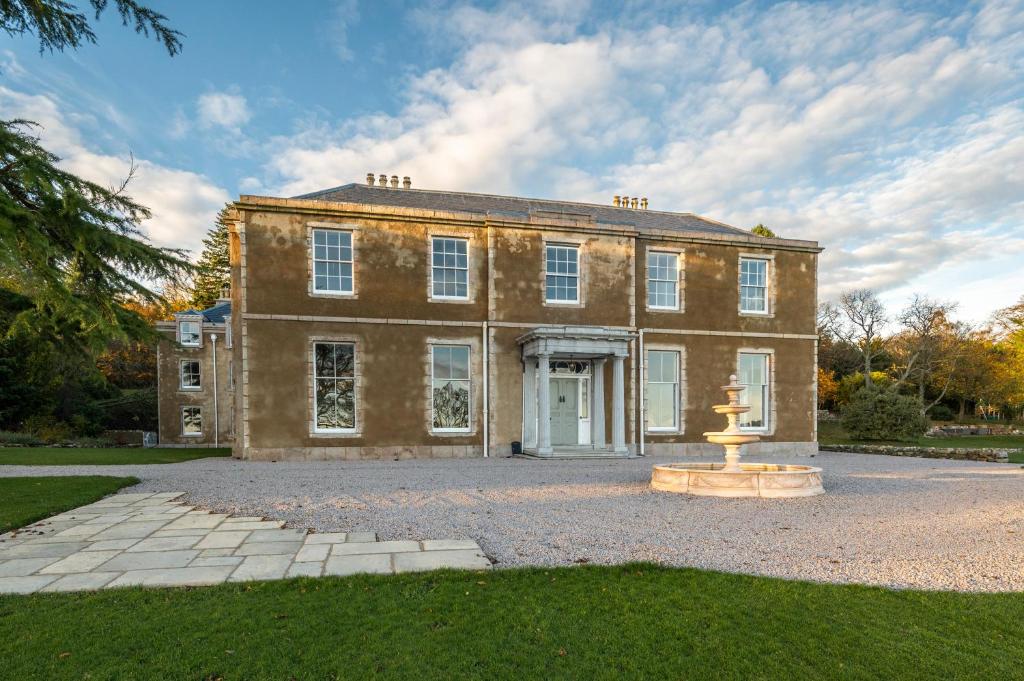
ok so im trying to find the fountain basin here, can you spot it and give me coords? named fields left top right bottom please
left=703, top=432, right=762, bottom=446
left=651, top=462, right=824, bottom=498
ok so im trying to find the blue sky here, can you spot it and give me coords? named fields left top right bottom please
left=2, top=0, right=1022, bottom=323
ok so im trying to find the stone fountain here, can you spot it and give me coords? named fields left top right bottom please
left=651, top=375, right=824, bottom=498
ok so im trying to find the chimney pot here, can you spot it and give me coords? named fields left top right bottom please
left=631, top=197, right=638, bottom=209
left=379, top=173, right=388, bottom=187
left=622, top=195, right=630, bottom=208
left=403, top=176, right=412, bottom=189
left=641, top=197, right=648, bottom=210
left=390, top=175, right=399, bottom=188
left=613, top=195, right=621, bottom=207
left=366, top=173, right=375, bottom=186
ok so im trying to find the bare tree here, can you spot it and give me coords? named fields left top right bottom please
left=835, top=289, right=887, bottom=387
left=890, top=295, right=970, bottom=414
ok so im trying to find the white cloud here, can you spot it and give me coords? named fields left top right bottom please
left=326, top=0, right=359, bottom=62
left=252, top=0, right=1024, bottom=321
left=196, top=91, right=251, bottom=131
left=0, top=86, right=230, bottom=258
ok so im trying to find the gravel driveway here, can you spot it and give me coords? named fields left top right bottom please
left=3, top=451, right=1023, bottom=592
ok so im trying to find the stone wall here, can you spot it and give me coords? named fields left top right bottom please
left=820, top=444, right=1010, bottom=463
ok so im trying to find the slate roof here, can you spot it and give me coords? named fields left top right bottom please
left=294, top=183, right=756, bottom=238
left=200, top=301, right=231, bottom=324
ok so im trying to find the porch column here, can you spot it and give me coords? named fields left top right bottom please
left=591, top=358, right=606, bottom=449
left=612, top=354, right=627, bottom=453
left=536, top=352, right=552, bottom=454
left=523, top=357, right=537, bottom=448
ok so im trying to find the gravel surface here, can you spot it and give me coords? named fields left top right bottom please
left=3, top=452, right=1023, bottom=592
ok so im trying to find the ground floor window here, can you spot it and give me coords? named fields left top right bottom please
left=738, top=352, right=770, bottom=430
left=647, top=350, right=680, bottom=430
left=431, top=345, right=470, bottom=431
left=314, top=342, right=356, bottom=432
left=181, top=406, right=202, bottom=436
left=180, top=360, right=201, bottom=390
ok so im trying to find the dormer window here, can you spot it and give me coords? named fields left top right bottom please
left=179, top=320, right=200, bottom=346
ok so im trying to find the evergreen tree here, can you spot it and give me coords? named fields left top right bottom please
left=751, top=223, right=777, bottom=238
left=190, top=207, right=232, bottom=310
left=0, top=1, right=188, bottom=351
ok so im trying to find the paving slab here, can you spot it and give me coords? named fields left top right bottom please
left=0, top=489, right=487, bottom=593
left=108, top=565, right=235, bottom=588
left=0, top=575, right=59, bottom=594
left=194, top=531, right=250, bottom=550
left=324, top=554, right=392, bottom=576
left=230, top=555, right=293, bottom=582
left=394, top=549, right=492, bottom=573
left=331, top=540, right=419, bottom=556
left=234, top=541, right=303, bottom=556
left=287, top=561, right=323, bottom=578
left=42, top=572, right=121, bottom=592
left=99, top=550, right=199, bottom=572
left=0, top=557, right=61, bottom=577
left=40, top=550, right=122, bottom=574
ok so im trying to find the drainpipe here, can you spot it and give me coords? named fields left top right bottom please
left=211, top=333, right=219, bottom=448
left=482, top=321, right=489, bottom=457
left=638, top=329, right=645, bottom=456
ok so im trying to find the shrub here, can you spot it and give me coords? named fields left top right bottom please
left=841, top=387, right=929, bottom=441
left=0, top=431, right=45, bottom=447
left=927, top=404, right=954, bottom=422
left=22, top=415, right=73, bottom=443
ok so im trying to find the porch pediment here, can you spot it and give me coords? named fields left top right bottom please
left=516, top=326, right=631, bottom=359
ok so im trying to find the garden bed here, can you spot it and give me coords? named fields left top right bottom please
left=819, top=444, right=1009, bottom=463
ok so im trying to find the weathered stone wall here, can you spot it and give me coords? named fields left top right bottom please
left=156, top=326, right=234, bottom=447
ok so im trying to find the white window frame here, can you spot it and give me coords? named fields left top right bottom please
left=429, top=236, right=470, bottom=301
left=737, top=350, right=774, bottom=434
left=178, top=320, right=201, bottom=347
left=646, top=349, right=682, bottom=432
left=738, top=256, right=772, bottom=316
left=544, top=243, right=580, bottom=304
left=647, top=250, right=681, bottom=311
left=224, top=315, right=232, bottom=348
left=311, top=227, right=355, bottom=296
left=430, top=344, right=472, bottom=433
left=312, top=341, right=357, bottom=434
left=179, top=359, right=201, bottom=391
left=181, top=406, right=202, bottom=437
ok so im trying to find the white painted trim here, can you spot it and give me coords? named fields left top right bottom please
left=737, top=253, right=776, bottom=318
left=427, top=234, right=471, bottom=303
left=181, top=406, right=203, bottom=437
left=429, top=343, right=473, bottom=434
left=542, top=241, right=582, bottom=306
left=307, top=224, right=358, bottom=298
left=310, top=338, right=360, bottom=436
left=644, top=345, right=687, bottom=435
left=645, top=246, right=685, bottom=313
left=736, top=348, right=776, bottom=436
left=178, top=359, right=201, bottom=391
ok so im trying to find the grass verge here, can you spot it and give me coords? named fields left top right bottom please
left=0, top=447, right=230, bottom=466
left=0, top=564, right=1022, bottom=679
left=0, top=476, right=139, bottom=533
left=818, top=421, right=1024, bottom=451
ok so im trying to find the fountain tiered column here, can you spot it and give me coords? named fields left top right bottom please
left=650, top=374, right=824, bottom=498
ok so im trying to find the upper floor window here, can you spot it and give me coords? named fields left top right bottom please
left=179, top=321, right=200, bottom=346
left=180, top=360, right=201, bottom=390
left=312, top=229, right=353, bottom=294
left=431, top=345, right=471, bottom=432
left=545, top=244, right=579, bottom=303
left=738, top=352, right=770, bottom=431
left=739, top=258, right=769, bottom=314
left=646, top=350, right=680, bottom=431
left=431, top=237, right=468, bottom=300
left=648, top=251, right=679, bottom=310
left=313, top=342, right=356, bottom=432
left=181, top=406, right=202, bottom=436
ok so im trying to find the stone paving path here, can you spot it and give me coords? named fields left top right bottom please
left=0, top=492, right=490, bottom=594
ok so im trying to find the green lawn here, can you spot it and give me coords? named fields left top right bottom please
left=0, top=564, right=1021, bottom=679
left=0, top=447, right=231, bottom=466
left=0, top=476, right=138, bottom=533
left=818, top=421, right=1024, bottom=450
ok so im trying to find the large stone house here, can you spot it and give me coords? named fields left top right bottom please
left=157, top=176, right=821, bottom=460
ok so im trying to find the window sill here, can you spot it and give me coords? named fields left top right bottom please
left=647, top=306, right=682, bottom=313
left=178, top=388, right=202, bottom=393
left=738, top=310, right=773, bottom=318
left=311, top=429, right=360, bottom=438
left=646, top=428, right=681, bottom=434
left=544, top=300, right=583, bottom=307
left=310, top=290, right=357, bottom=299
left=182, top=433, right=203, bottom=438
left=431, top=429, right=473, bottom=436
left=429, top=296, right=472, bottom=304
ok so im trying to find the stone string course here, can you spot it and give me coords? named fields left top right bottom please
left=820, top=444, right=1010, bottom=463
